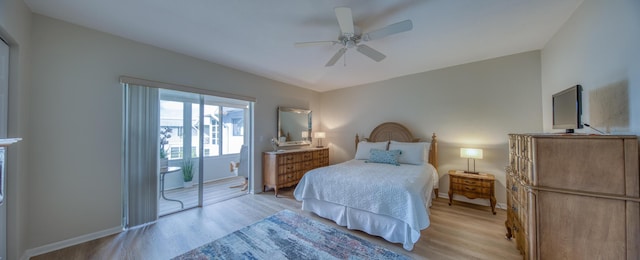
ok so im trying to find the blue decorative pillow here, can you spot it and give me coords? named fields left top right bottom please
left=366, top=149, right=402, bottom=166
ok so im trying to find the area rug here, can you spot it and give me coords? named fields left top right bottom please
left=172, top=210, right=410, bottom=260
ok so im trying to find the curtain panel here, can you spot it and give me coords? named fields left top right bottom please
left=123, top=84, right=159, bottom=227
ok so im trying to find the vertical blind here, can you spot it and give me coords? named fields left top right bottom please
left=123, top=84, right=159, bottom=227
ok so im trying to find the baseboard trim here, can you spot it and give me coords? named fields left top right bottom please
left=438, top=192, right=506, bottom=210
left=23, top=226, right=122, bottom=259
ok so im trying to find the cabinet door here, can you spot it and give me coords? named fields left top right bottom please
left=537, top=191, right=626, bottom=259
left=535, top=138, right=625, bottom=195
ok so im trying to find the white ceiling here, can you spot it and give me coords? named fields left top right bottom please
left=23, top=0, right=583, bottom=92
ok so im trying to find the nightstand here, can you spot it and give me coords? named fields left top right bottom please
left=448, top=170, right=496, bottom=214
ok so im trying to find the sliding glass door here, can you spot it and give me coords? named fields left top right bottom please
left=158, top=91, right=201, bottom=214
left=157, top=89, right=251, bottom=216
left=123, top=78, right=254, bottom=226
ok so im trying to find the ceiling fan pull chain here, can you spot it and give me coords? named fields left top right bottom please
left=343, top=52, right=347, bottom=66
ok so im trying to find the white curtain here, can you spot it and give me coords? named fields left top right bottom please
left=123, top=84, right=159, bottom=228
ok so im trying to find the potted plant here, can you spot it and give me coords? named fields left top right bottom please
left=182, top=159, right=194, bottom=188
left=159, top=127, right=172, bottom=170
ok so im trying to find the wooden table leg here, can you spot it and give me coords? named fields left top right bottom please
left=490, top=196, right=497, bottom=215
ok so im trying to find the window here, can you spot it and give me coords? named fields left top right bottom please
left=221, top=106, right=244, bottom=154
left=170, top=147, right=182, bottom=159
left=232, top=118, right=244, bottom=136
left=160, top=90, right=247, bottom=158
left=201, top=104, right=219, bottom=156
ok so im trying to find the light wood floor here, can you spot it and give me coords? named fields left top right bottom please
left=33, top=187, right=522, bottom=259
left=159, top=176, right=247, bottom=216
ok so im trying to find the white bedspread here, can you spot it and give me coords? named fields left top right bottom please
left=293, top=160, right=435, bottom=248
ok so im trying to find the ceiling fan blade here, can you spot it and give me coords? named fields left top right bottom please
left=356, top=44, right=386, bottom=62
left=294, top=41, right=338, bottom=47
left=334, top=7, right=354, bottom=35
left=325, top=48, right=347, bottom=67
left=362, top=19, right=413, bottom=41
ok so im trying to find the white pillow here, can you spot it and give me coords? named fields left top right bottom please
left=389, top=141, right=431, bottom=165
left=354, top=141, right=388, bottom=160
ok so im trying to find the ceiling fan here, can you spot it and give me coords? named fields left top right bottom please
left=295, top=7, right=413, bottom=67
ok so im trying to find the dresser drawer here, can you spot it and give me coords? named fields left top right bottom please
left=300, top=152, right=313, bottom=161
left=299, top=160, right=314, bottom=172
left=277, top=153, right=300, bottom=164
left=277, top=172, right=298, bottom=185
left=314, top=158, right=329, bottom=167
left=278, top=162, right=299, bottom=174
left=314, top=149, right=329, bottom=158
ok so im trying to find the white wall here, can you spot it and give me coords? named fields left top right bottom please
left=0, top=0, right=32, bottom=259
left=542, top=0, right=640, bottom=134
left=13, top=0, right=640, bottom=256
left=320, top=51, right=543, bottom=206
left=27, top=14, right=321, bottom=252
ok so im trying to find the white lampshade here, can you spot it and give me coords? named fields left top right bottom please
left=314, top=132, right=326, bottom=139
left=301, top=131, right=308, bottom=138
left=460, top=148, right=483, bottom=159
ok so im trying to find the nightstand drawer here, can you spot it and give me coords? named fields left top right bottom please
left=452, top=183, right=492, bottom=194
left=451, top=176, right=492, bottom=187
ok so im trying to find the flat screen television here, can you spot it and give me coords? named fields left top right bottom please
left=552, top=85, right=583, bottom=133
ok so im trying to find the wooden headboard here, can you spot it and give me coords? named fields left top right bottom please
left=355, top=122, right=438, bottom=170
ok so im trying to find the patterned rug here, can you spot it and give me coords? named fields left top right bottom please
left=172, top=210, right=410, bottom=260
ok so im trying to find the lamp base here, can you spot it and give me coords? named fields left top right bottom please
left=464, top=170, right=480, bottom=174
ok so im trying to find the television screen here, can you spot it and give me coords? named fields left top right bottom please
left=552, top=85, right=582, bottom=133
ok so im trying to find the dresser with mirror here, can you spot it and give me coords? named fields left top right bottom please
left=263, top=107, right=328, bottom=196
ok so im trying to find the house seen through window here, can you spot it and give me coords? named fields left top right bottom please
left=160, top=90, right=246, bottom=160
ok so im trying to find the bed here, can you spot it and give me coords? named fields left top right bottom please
left=293, top=122, right=439, bottom=251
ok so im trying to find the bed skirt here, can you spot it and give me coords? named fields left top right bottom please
left=301, top=198, right=425, bottom=251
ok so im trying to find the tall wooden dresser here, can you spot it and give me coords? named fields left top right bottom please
left=263, top=147, right=329, bottom=196
left=505, top=134, right=639, bottom=259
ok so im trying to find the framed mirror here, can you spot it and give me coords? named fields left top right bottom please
left=277, top=107, right=312, bottom=146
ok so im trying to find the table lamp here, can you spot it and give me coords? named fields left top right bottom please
left=460, top=148, right=483, bottom=174
left=314, top=132, right=325, bottom=148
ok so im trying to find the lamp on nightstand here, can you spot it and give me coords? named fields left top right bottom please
left=314, top=132, right=325, bottom=148
left=460, top=148, right=483, bottom=174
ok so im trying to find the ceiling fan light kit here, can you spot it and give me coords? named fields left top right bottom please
left=295, top=7, right=413, bottom=67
